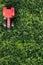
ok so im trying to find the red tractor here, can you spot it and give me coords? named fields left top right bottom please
left=3, top=7, right=15, bottom=29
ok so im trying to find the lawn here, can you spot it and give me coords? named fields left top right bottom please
left=0, top=0, right=43, bottom=65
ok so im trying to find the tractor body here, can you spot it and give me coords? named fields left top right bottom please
left=3, top=7, right=15, bottom=29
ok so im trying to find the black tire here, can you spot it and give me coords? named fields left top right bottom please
left=2, top=19, right=6, bottom=27
left=11, top=21, right=14, bottom=27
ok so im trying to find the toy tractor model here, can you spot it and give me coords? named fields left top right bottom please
left=3, top=7, right=15, bottom=29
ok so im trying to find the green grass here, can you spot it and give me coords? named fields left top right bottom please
left=0, top=0, right=43, bottom=65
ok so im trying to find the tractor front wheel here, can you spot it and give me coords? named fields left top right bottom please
left=2, top=19, right=6, bottom=27
left=11, top=21, right=14, bottom=27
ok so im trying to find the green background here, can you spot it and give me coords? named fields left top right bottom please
left=0, top=0, right=43, bottom=65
